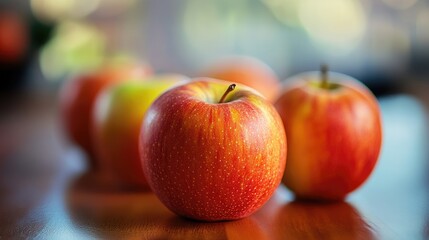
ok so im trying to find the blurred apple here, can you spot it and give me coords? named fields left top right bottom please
left=274, top=67, right=382, bottom=200
left=140, top=78, right=286, bottom=221
left=59, top=62, right=151, bottom=167
left=92, top=74, right=188, bottom=190
left=0, top=11, right=28, bottom=64
left=202, top=56, right=281, bottom=102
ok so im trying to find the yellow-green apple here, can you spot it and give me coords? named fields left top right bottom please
left=274, top=66, right=382, bottom=200
left=59, top=62, right=151, bottom=167
left=139, top=78, right=287, bottom=221
left=202, top=56, right=281, bottom=102
left=92, top=75, right=188, bottom=190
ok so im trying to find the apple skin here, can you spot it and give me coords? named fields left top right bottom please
left=59, top=63, right=151, bottom=166
left=202, top=56, right=281, bottom=102
left=274, top=72, right=382, bottom=201
left=92, top=75, right=188, bottom=190
left=139, top=78, right=287, bottom=221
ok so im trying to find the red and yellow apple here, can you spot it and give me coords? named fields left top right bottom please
left=139, top=78, right=287, bottom=221
left=202, top=56, right=281, bottom=102
left=274, top=68, right=382, bottom=200
left=59, top=62, right=151, bottom=166
left=92, top=74, right=188, bottom=190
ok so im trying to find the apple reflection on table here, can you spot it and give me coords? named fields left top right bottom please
left=275, top=200, right=376, bottom=240
left=66, top=171, right=272, bottom=239
left=66, top=172, right=170, bottom=239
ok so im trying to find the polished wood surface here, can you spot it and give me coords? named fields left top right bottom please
left=0, top=84, right=428, bottom=239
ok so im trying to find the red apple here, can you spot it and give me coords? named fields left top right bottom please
left=139, top=78, right=287, bottom=221
left=59, top=62, right=151, bottom=166
left=274, top=67, right=382, bottom=200
left=92, top=74, right=188, bottom=190
left=202, top=56, right=281, bottom=102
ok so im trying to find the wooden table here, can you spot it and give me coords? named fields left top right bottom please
left=1, top=84, right=428, bottom=239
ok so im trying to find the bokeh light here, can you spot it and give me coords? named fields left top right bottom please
left=31, top=0, right=100, bottom=23
left=40, top=21, right=106, bottom=81
left=298, top=0, right=367, bottom=55
left=180, top=0, right=290, bottom=75
left=261, top=0, right=301, bottom=27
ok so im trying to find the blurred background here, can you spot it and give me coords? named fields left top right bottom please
left=1, top=0, right=428, bottom=94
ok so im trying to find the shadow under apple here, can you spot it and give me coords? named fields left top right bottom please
left=65, top=172, right=174, bottom=239
left=161, top=213, right=269, bottom=240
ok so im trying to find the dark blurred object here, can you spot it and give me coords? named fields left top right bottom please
left=29, top=11, right=53, bottom=51
left=0, top=7, right=53, bottom=92
left=0, top=10, right=29, bottom=91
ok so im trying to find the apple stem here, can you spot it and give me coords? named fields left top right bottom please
left=219, top=84, right=236, bottom=103
left=321, top=64, right=329, bottom=89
